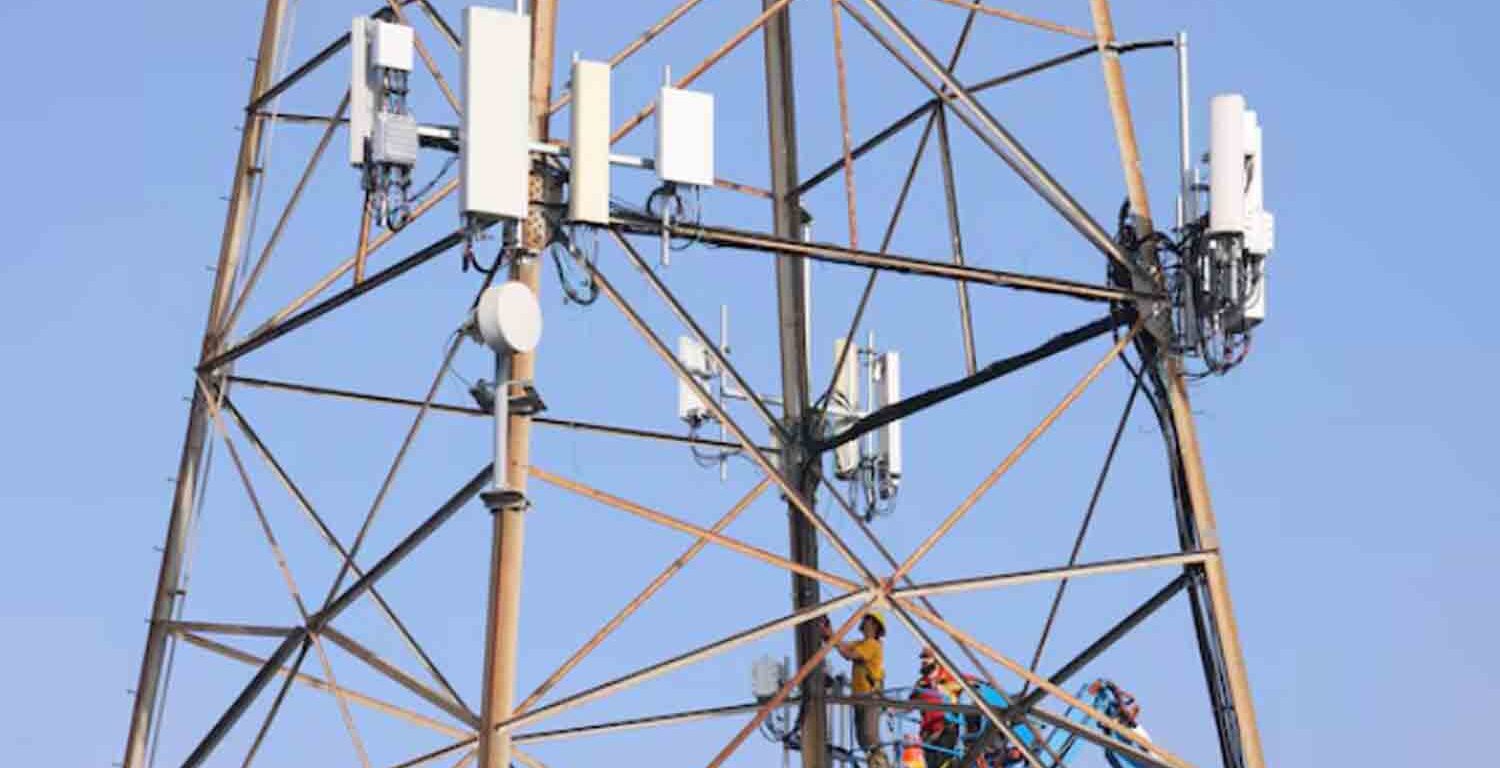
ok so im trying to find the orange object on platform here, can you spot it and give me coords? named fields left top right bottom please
left=901, top=735, right=926, bottom=768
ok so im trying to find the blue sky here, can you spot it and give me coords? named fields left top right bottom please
left=2, top=1, right=1497, bottom=766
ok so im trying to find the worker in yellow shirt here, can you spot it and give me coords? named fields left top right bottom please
left=823, top=611, right=889, bottom=768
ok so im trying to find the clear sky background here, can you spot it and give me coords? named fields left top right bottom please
left=1, top=1, right=1497, bottom=767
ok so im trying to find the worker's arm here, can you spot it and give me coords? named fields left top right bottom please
left=818, top=619, right=866, bottom=661
left=832, top=639, right=864, bottom=661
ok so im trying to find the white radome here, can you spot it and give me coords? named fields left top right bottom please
left=475, top=281, right=542, bottom=354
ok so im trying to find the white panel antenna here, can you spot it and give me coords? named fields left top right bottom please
left=1243, top=110, right=1275, bottom=256
left=832, top=338, right=861, bottom=480
left=462, top=7, right=531, bottom=222
left=568, top=59, right=612, bottom=224
left=370, top=21, right=414, bottom=72
left=876, top=351, right=902, bottom=490
left=349, top=18, right=375, bottom=165
left=751, top=656, right=787, bottom=701
left=655, top=87, right=715, bottom=187
left=676, top=336, right=713, bottom=424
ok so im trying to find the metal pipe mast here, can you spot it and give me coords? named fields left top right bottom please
left=760, top=3, right=829, bottom=767
left=478, top=5, right=559, bottom=768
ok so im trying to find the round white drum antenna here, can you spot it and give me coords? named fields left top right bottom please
left=473, top=281, right=542, bottom=354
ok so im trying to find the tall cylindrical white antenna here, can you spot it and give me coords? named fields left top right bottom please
left=1209, top=93, right=1247, bottom=235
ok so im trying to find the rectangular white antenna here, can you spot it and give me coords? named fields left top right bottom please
left=371, top=21, right=414, bottom=72
left=832, top=338, right=860, bottom=480
left=876, top=351, right=902, bottom=485
left=676, top=336, right=713, bottom=423
left=351, top=20, right=415, bottom=167
left=1243, top=110, right=1275, bottom=256
left=655, top=87, right=715, bottom=186
left=1208, top=93, right=1246, bottom=235
left=350, top=18, right=374, bottom=165
left=461, top=7, right=531, bottom=221
left=568, top=59, right=612, bottom=224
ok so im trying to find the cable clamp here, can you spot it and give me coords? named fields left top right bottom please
left=481, top=489, right=529, bottom=513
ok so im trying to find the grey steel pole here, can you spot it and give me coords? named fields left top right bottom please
left=122, top=2, right=288, bottom=765
left=492, top=353, right=512, bottom=489
left=478, top=3, right=558, bottom=768
left=1175, top=30, right=1193, bottom=229
left=760, top=2, right=827, bottom=766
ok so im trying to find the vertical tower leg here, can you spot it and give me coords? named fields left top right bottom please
left=1086, top=3, right=1266, bottom=765
left=1162, top=363, right=1267, bottom=768
left=760, top=3, right=826, bottom=767
left=478, top=3, right=558, bottom=768
left=121, top=2, right=289, bottom=765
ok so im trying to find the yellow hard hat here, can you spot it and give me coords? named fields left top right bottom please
left=863, top=610, right=886, bottom=636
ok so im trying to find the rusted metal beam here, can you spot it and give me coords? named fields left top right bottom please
left=599, top=235, right=879, bottom=592
left=240, top=639, right=312, bottom=768
left=177, top=632, right=471, bottom=740
left=816, top=312, right=1133, bottom=452
left=919, top=0, right=1095, bottom=39
left=222, top=91, right=351, bottom=336
left=179, top=631, right=307, bottom=768
left=201, top=228, right=466, bottom=373
left=321, top=627, right=480, bottom=728
left=164, top=620, right=296, bottom=638
left=384, top=0, right=461, bottom=115
left=840, top=0, right=1141, bottom=279
left=221, top=397, right=472, bottom=717
left=545, top=0, right=709, bottom=116
left=888, top=318, right=1145, bottom=585
left=798, top=40, right=1170, bottom=197
left=502, top=591, right=869, bottom=739
left=252, top=178, right=457, bottom=334
left=387, top=592, right=871, bottom=764
left=198, top=381, right=372, bottom=768
left=830, top=0, right=860, bottom=250
left=226, top=374, right=765, bottom=452
left=813, top=0, right=986, bottom=421
left=611, top=0, right=797, bottom=144
left=611, top=218, right=1154, bottom=303
left=1026, top=375, right=1143, bottom=685
left=531, top=467, right=857, bottom=591
left=316, top=466, right=490, bottom=628
left=892, top=550, right=1213, bottom=599
left=513, top=478, right=772, bottom=714
left=933, top=105, right=978, bottom=374
left=124, top=3, right=291, bottom=763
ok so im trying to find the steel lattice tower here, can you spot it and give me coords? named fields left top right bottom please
left=124, top=2, right=1268, bottom=768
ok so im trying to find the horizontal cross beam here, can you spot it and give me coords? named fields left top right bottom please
left=610, top=218, right=1158, bottom=304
